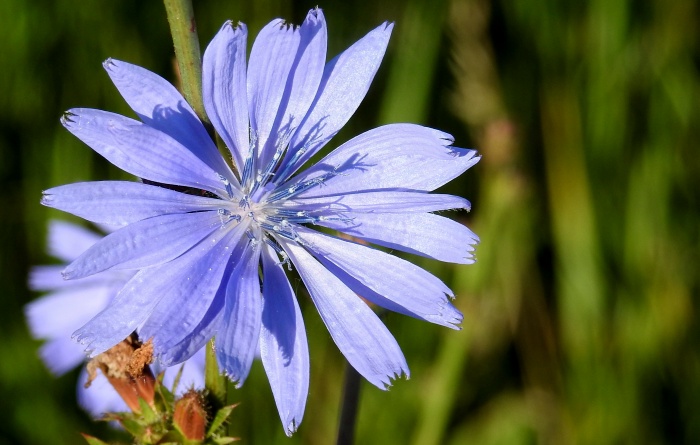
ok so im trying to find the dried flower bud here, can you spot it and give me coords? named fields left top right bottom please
left=85, top=334, right=155, bottom=413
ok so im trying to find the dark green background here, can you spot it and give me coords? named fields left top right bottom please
left=1, top=0, right=699, bottom=443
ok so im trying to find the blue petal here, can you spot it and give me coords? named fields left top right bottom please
left=247, top=19, right=300, bottom=157
left=25, top=287, right=112, bottom=341
left=38, top=339, right=89, bottom=376
left=29, top=265, right=89, bottom=291
left=286, top=191, right=470, bottom=214
left=320, top=213, right=479, bottom=264
left=297, top=228, right=462, bottom=328
left=25, top=286, right=113, bottom=375
left=73, top=223, right=247, bottom=357
left=42, top=181, right=224, bottom=226
left=103, top=59, right=235, bottom=181
left=282, top=240, right=409, bottom=389
left=63, top=211, right=222, bottom=279
left=46, top=220, right=101, bottom=262
left=251, top=9, right=328, bottom=171
left=61, top=108, right=227, bottom=195
left=288, top=124, right=480, bottom=197
left=279, top=21, right=393, bottom=180
left=260, top=244, right=309, bottom=436
left=140, top=222, right=249, bottom=354
left=216, top=242, right=263, bottom=387
left=29, top=265, right=133, bottom=292
left=159, top=294, right=224, bottom=366
left=203, top=21, right=250, bottom=172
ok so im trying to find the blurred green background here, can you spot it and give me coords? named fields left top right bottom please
left=1, top=0, right=699, bottom=443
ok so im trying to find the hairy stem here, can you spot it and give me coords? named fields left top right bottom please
left=163, top=0, right=207, bottom=124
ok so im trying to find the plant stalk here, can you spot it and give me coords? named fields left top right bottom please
left=163, top=0, right=207, bottom=123
left=336, top=362, right=362, bottom=445
left=163, top=0, right=226, bottom=410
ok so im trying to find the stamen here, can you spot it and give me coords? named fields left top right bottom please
left=263, top=237, right=292, bottom=270
left=239, top=195, right=251, bottom=209
left=266, top=214, right=319, bottom=225
left=218, top=208, right=241, bottom=227
left=273, top=123, right=325, bottom=184
left=245, top=229, right=260, bottom=247
left=240, top=155, right=254, bottom=189
left=241, top=130, right=259, bottom=189
left=260, top=221, right=300, bottom=244
left=218, top=174, right=235, bottom=199
left=317, top=214, right=355, bottom=224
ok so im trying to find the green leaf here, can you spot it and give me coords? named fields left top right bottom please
left=171, top=364, right=185, bottom=394
left=206, top=404, right=238, bottom=438
left=156, top=430, right=185, bottom=444
left=139, top=398, right=159, bottom=424
left=156, top=372, right=175, bottom=413
left=120, top=417, right=146, bottom=437
left=81, top=434, right=110, bottom=445
left=211, top=437, right=238, bottom=444
left=204, top=340, right=227, bottom=409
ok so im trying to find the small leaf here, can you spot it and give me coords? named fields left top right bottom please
left=156, top=430, right=185, bottom=444
left=156, top=372, right=175, bottom=413
left=120, top=417, right=146, bottom=436
left=81, top=434, right=110, bottom=445
left=212, top=437, right=239, bottom=444
left=139, top=397, right=159, bottom=424
left=102, top=412, right=128, bottom=422
left=171, top=364, right=186, bottom=394
left=206, top=404, right=238, bottom=437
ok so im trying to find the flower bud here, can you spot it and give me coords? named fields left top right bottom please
left=173, top=390, right=208, bottom=441
left=85, top=334, right=155, bottom=413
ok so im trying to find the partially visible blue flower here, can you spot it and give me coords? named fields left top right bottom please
left=25, top=220, right=205, bottom=417
left=42, top=7, right=479, bottom=435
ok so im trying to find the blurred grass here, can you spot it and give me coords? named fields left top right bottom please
left=1, top=0, right=699, bottom=444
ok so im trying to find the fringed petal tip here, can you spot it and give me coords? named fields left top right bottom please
left=377, top=366, right=410, bottom=391
left=458, top=152, right=481, bottom=169
left=221, top=19, right=246, bottom=33
left=426, top=298, right=463, bottom=330
left=456, top=198, right=472, bottom=212
left=39, top=190, right=53, bottom=207
left=283, top=418, right=300, bottom=437
left=60, top=268, right=74, bottom=281
left=270, top=18, right=294, bottom=31
left=220, top=370, right=245, bottom=389
left=59, top=110, right=78, bottom=126
left=102, top=57, right=117, bottom=71
left=71, top=330, right=103, bottom=359
left=308, top=6, right=323, bottom=16
left=466, top=230, right=480, bottom=245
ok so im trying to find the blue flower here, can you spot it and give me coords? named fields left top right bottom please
left=42, top=8, right=479, bottom=435
left=25, top=221, right=205, bottom=417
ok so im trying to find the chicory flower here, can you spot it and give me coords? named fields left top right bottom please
left=42, top=8, right=479, bottom=435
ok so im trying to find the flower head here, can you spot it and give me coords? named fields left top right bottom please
left=42, top=8, right=479, bottom=435
left=25, top=221, right=205, bottom=417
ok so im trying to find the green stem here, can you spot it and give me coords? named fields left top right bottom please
left=163, top=0, right=226, bottom=409
left=163, top=0, right=236, bottom=172
left=163, top=0, right=207, bottom=123
left=336, top=362, right=362, bottom=445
